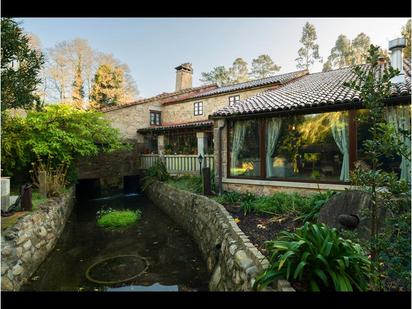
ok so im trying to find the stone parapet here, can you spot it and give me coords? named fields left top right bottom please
left=1, top=188, right=75, bottom=291
left=145, top=181, right=294, bottom=291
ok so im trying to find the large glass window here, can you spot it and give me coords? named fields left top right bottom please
left=357, top=106, right=411, bottom=182
left=229, top=119, right=261, bottom=177
left=266, top=111, right=349, bottom=182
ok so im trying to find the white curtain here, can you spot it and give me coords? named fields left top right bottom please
left=331, top=112, right=350, bottom=182
left=230, top=121, right=247, bottom=173
left=386, top=105, right=411, bottom=183
left=266, top=118, right=282, bottom=177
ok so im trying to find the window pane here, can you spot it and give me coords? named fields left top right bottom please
left=266, top=111, right=349, bottom=182
left=229, top=119, right=261, bottom=177
left=357, top=106, right=410, bottom=181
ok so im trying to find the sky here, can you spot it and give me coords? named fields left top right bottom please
left=19, top=18, right=409, bottom=98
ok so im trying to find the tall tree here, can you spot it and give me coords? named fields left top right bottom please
left=1, top=18, right=44, bottom=111
left=325, top=33, right=372, bottom=71
left=200, top=66, right=232, bottom=86
left=401, top=19, right=411, bottom=60
left=90, top=64, right=123, bottom=107
left=72, top=62, right=85, bottom=108
left=230, top=58, right=249, bottom=83
left=250, top=54, right=281, bottom=79
left=27, top=33, right=48, bottom=104
left=295, top=22, right=322, bottom=70
left=326, top=34, right=353, bottom=69
left=47, top=41, right=72, bottom=102
left=96, top=52, right=139, bottom=102
left=352, top=33, right=372, bottom=65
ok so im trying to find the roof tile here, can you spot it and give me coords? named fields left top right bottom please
left=212, top=60, right=411, bottom=117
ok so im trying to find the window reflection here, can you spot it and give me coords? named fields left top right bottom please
left=229, top=119, right=261, bottom=177
left=266, top=112, right=349, bottom=182
left=357, top=106, right=411, bottom=182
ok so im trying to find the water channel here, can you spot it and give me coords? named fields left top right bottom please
left=21, top=191, right=209, bottom=291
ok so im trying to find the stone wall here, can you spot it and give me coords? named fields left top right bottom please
left=163, top=86, right=279, bottom=125
left=75, top=145, right=142, bottom=192
left=104, top=101, right=162, bottom=141
left=145, top=181, right=293, bottom=291
left=1, top=188, right=75, bottom=291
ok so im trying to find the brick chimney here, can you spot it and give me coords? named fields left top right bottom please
left=389, top=38, right=406, bottom=84
left=175, top=63, right=193, bottom=92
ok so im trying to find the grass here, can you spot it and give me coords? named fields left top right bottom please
left=31, top=191, right=48, bottom=210
left=97, top=209, right=142, bottom=230
left=166, top=175, right=203, bottom=194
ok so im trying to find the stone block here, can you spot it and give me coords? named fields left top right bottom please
left=234, top=250, right=253, bottom=270
left=12, top=264, right=24, bottom=276
left=23, top=240, right=32, bottom=251
left=1, top=276, right=14, bottom=291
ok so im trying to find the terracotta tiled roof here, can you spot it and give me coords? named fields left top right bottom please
left=212, top=59, right=411, bottom=118
left=137, top=120, right=213, bottom=133
left=101, top=84, right=217, bottom=112
left=191, top=70, right=309, bottom=99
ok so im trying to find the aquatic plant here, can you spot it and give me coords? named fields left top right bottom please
left=96, top=208, right=141, bottom=229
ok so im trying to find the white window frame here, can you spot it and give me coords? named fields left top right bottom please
left=229, top=95, right=240, bottom=106
left=194, top=101, right=203, bottom=116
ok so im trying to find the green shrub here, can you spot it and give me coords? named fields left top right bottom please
left=96, top=208, right=141, bottom=230
left=141, top=159, right=170, bottom=191
left=214, top=190, right=335, bottom=217
left=214, top=191, right=244, bottom=205
left=254, top=222, right=371, bottom=291
left=166, top=175, right=203, bottom=194
left=2, top=104, right=127, bottom=177
left=297, top=190, right=336, bottom=223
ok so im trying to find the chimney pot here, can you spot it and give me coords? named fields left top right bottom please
left=388, top=38, right=406, bottom=84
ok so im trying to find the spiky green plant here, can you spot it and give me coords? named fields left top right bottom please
left=254, top=222, right=371, bottom=291
left=141, top=159, right=170, bottom=191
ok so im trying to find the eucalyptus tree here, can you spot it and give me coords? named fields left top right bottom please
left=295, top=22, right=322, bottom=71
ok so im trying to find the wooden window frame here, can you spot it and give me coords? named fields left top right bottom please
left=226, top=109, right=360, bottom=184
left=194, top=101, right=203, bottom=116
left=229, top=95, right=240, bottom=106
left=150, top=110, right=161, bottom=126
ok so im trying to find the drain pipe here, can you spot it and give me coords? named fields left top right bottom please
left=217, top=119, right=226, bottom=195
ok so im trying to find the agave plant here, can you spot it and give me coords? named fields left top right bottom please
left=254, top=222, right=371, bottom=291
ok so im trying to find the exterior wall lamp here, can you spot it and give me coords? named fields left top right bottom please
left=198, top=154, right=203, bottom=175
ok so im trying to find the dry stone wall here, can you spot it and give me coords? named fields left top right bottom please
left=1, top=188, right=75, bottom=291
left=145, top=181, right=293, bottom=291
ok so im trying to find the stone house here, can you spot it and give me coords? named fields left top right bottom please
left=102, top=63, right=308, bottom=158
left=101, top=38, right=410, bottom=195
left=210, top=38, right=411, bottom=194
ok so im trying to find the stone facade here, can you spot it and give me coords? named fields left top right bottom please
left=1, top=188, right=75, bottom=291
left=104, top=101, right=162, bottom=141
left=145, top=181, right=293, bottom=291
left=162, top=86, right=279, bottom=125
